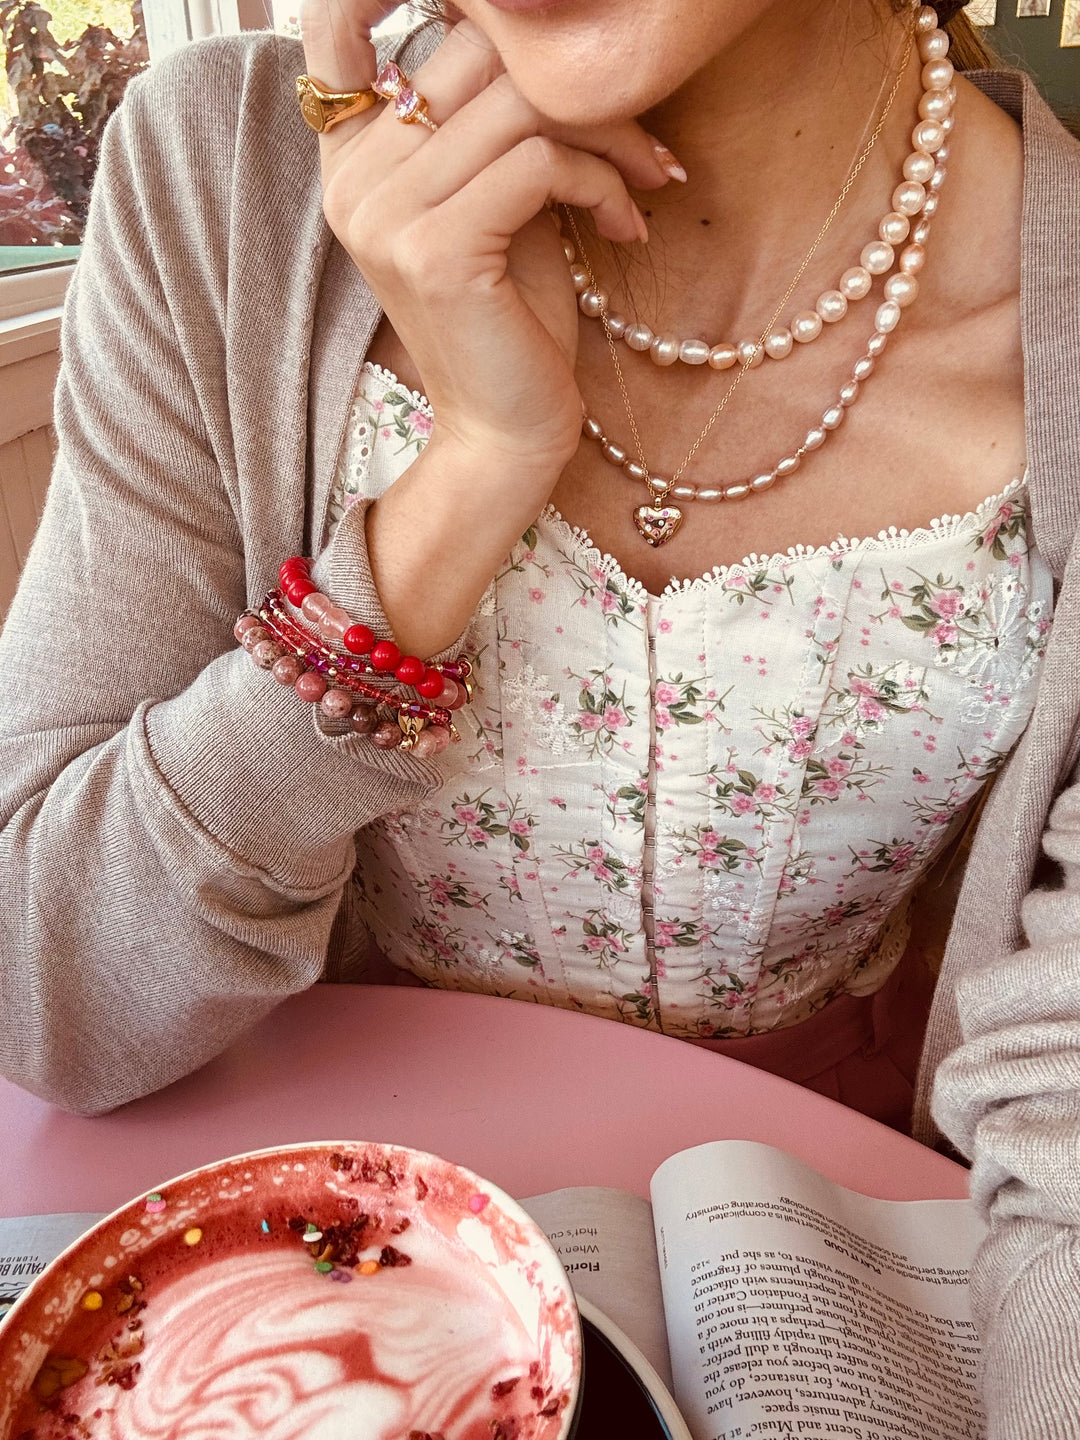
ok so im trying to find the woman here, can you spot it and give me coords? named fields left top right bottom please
left=1, top=0, right=1079, bottom=1428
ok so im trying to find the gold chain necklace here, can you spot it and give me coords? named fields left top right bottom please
left=566, top=12, right=920, bottom=547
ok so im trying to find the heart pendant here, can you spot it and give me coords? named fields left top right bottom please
left=634, top=502, right=683, bottom=547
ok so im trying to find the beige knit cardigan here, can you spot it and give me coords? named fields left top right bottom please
left=2, top=26, right=1080, bottom=1435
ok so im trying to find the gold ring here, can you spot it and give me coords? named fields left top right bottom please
left=296, top=74, right=379, bottom=135
left=371, top=61, right=439, bottom=134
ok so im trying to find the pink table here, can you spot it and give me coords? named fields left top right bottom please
left=0, top=987, right=969, bottom=1218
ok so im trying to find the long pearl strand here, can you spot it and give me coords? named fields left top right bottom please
left=570, top=2, right=954, bottom=547
left=569, top=5, right=955, bottom=372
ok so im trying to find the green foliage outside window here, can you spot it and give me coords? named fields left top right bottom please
left=0, top=0, right=147, bottom=246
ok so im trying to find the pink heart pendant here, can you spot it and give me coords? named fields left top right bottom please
left=634, top=502, right=683, bottom=547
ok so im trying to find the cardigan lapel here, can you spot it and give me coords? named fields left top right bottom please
left=970, top=69, right=1080, bottom=579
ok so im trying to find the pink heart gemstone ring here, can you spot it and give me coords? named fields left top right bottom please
left=372, top=61, right=439, bottom=133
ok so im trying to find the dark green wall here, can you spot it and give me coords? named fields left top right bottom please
left=982, top=3, right=1080, bottom=115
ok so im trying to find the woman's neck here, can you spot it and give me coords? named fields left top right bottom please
left=624, top=0, right=921, bottom=334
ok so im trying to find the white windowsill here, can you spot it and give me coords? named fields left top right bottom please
left=0, top=264, right=73, bottom=367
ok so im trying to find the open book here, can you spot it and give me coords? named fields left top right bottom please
left=522, top=1140, right=986, bottom=1440
left=0, top=1141, right=984, bottom=1440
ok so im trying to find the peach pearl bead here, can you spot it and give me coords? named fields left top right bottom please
left=913, top=218, right=932, bottom=244
left=650, top=334, right=680, bottom=366
left=879, top=211, right=910, bottom=245
left=708, top=343, right=738, bottom=370
left=764, top=329, right=793, bottom=359
left=839, top=266, right=873, bottom=301
left=569, top=265, right=589, bottom=294
left=892, top=181, right=926, bottom=218
left=860, top=241, right=894, bottom=276
left=737, top=340, right=764, bottom=367
left=791, top=311, right=823, bottom=344
left=624, top=323, right=653, bottom=351
left=922, top=58, right=954, bottom=91
left=866, top=331, right=889, bottom=357
left=606, top=313, right=628, bottom=339
left=875, top=300, right=902, bottom=333
left=679, top=338, right=710, bottom=364
left=816, top=290, right=848, bottom=324
left=884, top=273, right=919, bottom=308
left=918, top=89, right=952, bottom=123
left=803, top=427, right=827, bottom=451
left=899, top=242, right=926, bottom=275
left=913, top=119, right=946, bottom=154
left=918, top=27, right=949, bottom=61
left=915, top=5, right=937, bottom=32
left=903, top=151, right=935, bottom=184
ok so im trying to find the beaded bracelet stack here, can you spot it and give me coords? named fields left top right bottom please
left=234, top=556, right=472, bottom=758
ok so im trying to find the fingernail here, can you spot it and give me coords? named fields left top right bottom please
left=634, top=208, right=650, bottom=244
left=651, top=137, right=687, bottom=183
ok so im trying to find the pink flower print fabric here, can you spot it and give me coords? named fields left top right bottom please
left=329, top=363, right=1054, bottom=1038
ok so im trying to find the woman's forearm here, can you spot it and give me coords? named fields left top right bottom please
left=365, top=435, right=567, bottom=657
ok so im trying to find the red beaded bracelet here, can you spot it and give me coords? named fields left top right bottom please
left=277, top=556, right=460, bottom=702
left=233, top=559, right=475, bottom=759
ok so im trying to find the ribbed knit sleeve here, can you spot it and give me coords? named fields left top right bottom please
left=932, top=765, right=1080, bottom=1435
left=0, top=38, right=451, bottom=1114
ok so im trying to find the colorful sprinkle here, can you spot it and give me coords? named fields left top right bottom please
left=314, top=1260, right=334, bottom=1274
left=469, top=1193, right=490, bottom=1213
left=144, top=1193, right=167, bottom=1214
left=304, top=1224, right=323, bottom=1243
left=260, top=1219, right=270, bottom=1233
left=358, top=1260, right=381, bottom=1276
left=80, top=1291, right=103, bottom=1311
left=183, top=1228, right=203, bottom=1247
left=328, top=1268, right=352, bottom=1283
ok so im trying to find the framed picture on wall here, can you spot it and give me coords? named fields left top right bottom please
left=965, top=0, right=997, bottom=23
left=1016, top=0, right=1051, bottom=15
left=1063, top=0, right=1080, bottom=44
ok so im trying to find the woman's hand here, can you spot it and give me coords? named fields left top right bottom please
left=301, top=0, right=667, bottom=469
left=299, top=1, right=674, bottom=654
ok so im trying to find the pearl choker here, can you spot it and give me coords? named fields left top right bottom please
left=568, top=3, right=954, bottom=372
left=569, top=1, right=955, bottom=548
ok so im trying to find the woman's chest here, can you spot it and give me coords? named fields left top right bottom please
left=548, top=303, right=1026, bottom=598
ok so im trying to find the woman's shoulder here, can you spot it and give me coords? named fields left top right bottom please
left=118, top=32, right=312, bottom=171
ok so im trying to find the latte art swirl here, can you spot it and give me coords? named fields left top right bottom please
left=66, top=1241, right=542, bottom=1440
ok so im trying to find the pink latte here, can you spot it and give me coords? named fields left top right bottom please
left=0, top=1144, right=580, bottom=1440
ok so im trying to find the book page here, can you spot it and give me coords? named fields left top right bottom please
left=0, top=1212, right=104, bottom=1321
left=650, top=1141, right=986, bottom=1440
left=522, top=1185, right=671, bottom=1387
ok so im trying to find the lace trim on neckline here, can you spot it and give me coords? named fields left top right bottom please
left=362, top=361, right=432, bottom=415
left=543, top=476, right=1028, bottom=604
left=359, top=360, right=1028, bottom=604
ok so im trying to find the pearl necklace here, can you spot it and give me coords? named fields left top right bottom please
left=570, top=1, right=954, bottom=548
left=569, top=3, right=954, bottom=373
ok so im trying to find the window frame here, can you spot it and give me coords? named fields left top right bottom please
left=0, top=1, right=421, bottom=342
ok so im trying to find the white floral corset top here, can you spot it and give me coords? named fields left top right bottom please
left=326, top=362, right=1054, bottom=1038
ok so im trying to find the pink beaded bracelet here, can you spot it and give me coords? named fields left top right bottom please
left=233, top=560, right=474, bottom=759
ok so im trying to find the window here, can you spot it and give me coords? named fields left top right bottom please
left=0, top=0, right=148, bottom=276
